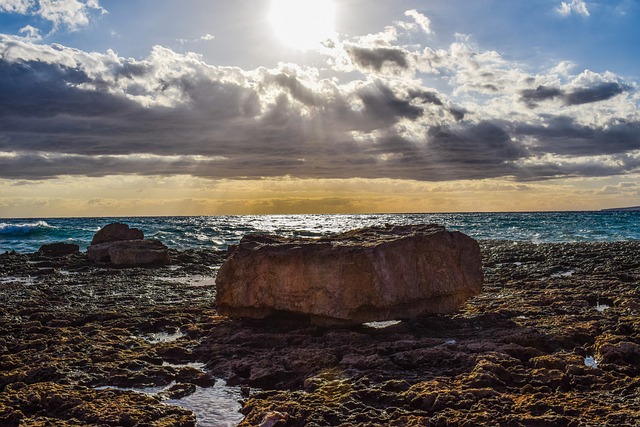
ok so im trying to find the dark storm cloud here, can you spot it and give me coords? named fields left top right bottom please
left=448, top=107, right=466, bottom=121
left=407, top=89, right=443, bottom=106
left=357, top=82, right=423, bottom=124
left=517, top=117, right=640, bottom=157
left=564, top=82, right=627, bottom=106
left=347, top=46, right=408, bottom=70
left=520, top=85, right=564, bottom=108
left=407, top=89, right=465, bottom=121
left=0, top=59, right=131, bottom=118
left=0, top=55, right=262, bottom=157
left=0, top=38, right=639, bottom=183
left=268, top=73, right=320, bottom=107
left=426, top=121, right=524, bottom=165
left=520, top=82, right=629, bottom=108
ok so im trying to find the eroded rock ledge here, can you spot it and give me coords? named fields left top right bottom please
left=215, top=224, right=483, bottom=324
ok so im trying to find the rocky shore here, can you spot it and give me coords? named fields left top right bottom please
left=0, top=240, right=639, bottom=426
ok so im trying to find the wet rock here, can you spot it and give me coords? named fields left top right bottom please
left=91, top=222, right=144, bottom=245
left=2, top=240, right=640, bottom=426
left=109, top=239, right=170, bottom=267
left=158, top=382, right=197, bottom=400
left=0, top=382, right=196, bottom=426
left=88, top=239, right=169, bottom=266
left=38, top=242, right=80, bottom=257
left=596, top=335, right=640, bottom=367
left=259, top=410, right=289, bottom=427
left=86, top=223, right=168, bottom=266
left=216, top=224, right=483, bottom=324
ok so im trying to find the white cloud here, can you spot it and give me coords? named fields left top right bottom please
left=0, top=0, right=34, bottom=14
left=38, top=0, right=106, bottom=31
left=18, top=24, right=42, bottom=41
left=177, top=33, right=215, bottom=45
left=0, top=0, right=106, bottom=33
left=555, top=0, right=590, bottom=17
left=403, top=9, right=433, bottom=34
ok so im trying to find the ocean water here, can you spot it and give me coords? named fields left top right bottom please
left=0, top=211, right=639, bottom=254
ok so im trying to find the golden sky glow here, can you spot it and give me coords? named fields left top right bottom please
left=1, top=175, right=637, bottom=218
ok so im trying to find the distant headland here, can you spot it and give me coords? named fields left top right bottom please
left=601, top=206, right=640, bottom=211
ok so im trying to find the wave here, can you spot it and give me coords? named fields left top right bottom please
left=0, top=220, right=55, bottom=236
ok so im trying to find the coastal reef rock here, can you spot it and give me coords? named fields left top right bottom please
left=38, top=242, right=79, bottom=256
left=91, top=222, right=144, bottom=245
left=87, top=223, right=169, bottom=267
left=215, top=224, right=483, bottom=324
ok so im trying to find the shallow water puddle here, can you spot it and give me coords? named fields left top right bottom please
left=166, top=380, right=245, bottom=427
left=595, top=303, right=610, bottom=312
left=95, top=379, right=245, bottom=426
left=0, top=276, right=34, bottom=285
left=157, top=275, right=217, bottom=287
left=551, top=269, right=575, bottom=278
left=584, top=356, right=599, bottom=368
left=162, top=361, right=206, bottom=370
left=143, top=330, right=186, bottom=343
left=363, top=320, right=402, bottom=329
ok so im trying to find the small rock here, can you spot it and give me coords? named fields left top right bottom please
left=260, top=411, right=289, bottom=427
left=37, top=243, right=80, bottom=257
left=157, top=383, right=197, bottom=400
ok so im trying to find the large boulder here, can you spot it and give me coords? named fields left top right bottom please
left=215, top=224, right=483, bottom=325
left=91, top=223, right=143, bottom=245
left=87, top=240, right=169, bottom=266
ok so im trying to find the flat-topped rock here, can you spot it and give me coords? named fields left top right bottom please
left=215, top=224, right=483, bottom=325
left=87, top=239, right=169, bottom=266
left=38, top=242, right=80, bottom=257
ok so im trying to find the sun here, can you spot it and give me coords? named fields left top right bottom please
left=268, top=0, right=336, bottom=50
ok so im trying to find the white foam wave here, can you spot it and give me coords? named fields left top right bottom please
left=0, top=220, right=54, bottom=236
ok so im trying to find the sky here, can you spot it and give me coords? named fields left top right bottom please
left=1, top=0, right=639, bottom=217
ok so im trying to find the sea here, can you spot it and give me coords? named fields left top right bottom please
left=1, top=211, right=639, bottom=254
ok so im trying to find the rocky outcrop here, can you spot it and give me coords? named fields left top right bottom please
left=215, top=224, right=483, bottom=324
left=90, top=222, right=144, bottom=245
left=38, top=242, right=79, bottom=256
left=87, top=223, right=168, bottom=267
left=2, top=241, right=640, bottom=426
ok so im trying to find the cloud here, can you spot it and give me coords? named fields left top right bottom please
left=0, top=0, right=34, bottom=14
left=520, top=85, right=564, bottom=108
left=555, top=0, right=590, bottom=17
left=177, top=33, right=215, bottom=45
left=0, top=10, right=639, bottom=185
left=402, top=9, right=433, bottom=34
left=0, top=0, right=106, bottom=33
left=346, top=45, right=408, bottom=71
left=564, top=82, right=627, bottom=105
left=517, top=117, right=640, bottom=157
left=520, top=82, right=628, bottom=107
left=18, top=25, right=42, bottom=41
